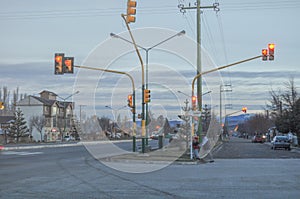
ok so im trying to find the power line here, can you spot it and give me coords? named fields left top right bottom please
left=0, top=6, right=178, bottom=21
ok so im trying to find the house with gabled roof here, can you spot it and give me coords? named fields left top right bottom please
left=16, top=90, right=75, bottom=142
left=0, top=115, right=15, bottom=144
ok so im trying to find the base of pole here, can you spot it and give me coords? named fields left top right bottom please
left=142, top=138, right=146, bottom=153
left=132, top=136, right=136, bottom=152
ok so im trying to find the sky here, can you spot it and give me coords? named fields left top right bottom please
left=0, top=0, right=300, bottom=121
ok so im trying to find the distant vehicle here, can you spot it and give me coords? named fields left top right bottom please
left=252, top=135, right=265, bottom=143
left=106, top=131, right=121, bottom=139
left=168, top=133, right=180, bottom=143
left=0, top=145, right=4, bottom=151
left=232, top=132, right=238, bottom=137
left=150, top=131, right=161, bottom=140
left=271, top=136, right=291, bottom=150
left=63, top=135, right=74, bottom=142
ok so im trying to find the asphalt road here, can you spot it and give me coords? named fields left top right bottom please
left=1, top=138, right=300, bottom=199
left=213, top=136, right=300, bottom=159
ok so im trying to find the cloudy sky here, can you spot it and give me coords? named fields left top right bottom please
left=1, top=0, right=299, bottom=120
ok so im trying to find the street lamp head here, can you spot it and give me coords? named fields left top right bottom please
left=110, top=33, right=118, bottom=38
left=202, top=90, right=212, bottom=96
left=178, top=30, right=186, bottom=36
left=177, top=90, right=191, bottom=98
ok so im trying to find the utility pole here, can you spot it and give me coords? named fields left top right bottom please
left=179, top=99, right=193, bottom=159
left=79, top=105, right=86, bottom=125
left=220, top=84, right=232, bottom=140
left=178, top=1, right=219, bottom=142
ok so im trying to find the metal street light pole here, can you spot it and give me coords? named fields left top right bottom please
left=120, top=13, right=147, bottom=153
left=111, top=30, right=185, bottom=142
left=56, top=90, right=80, bottom=139
left=220, top=84, right=232, bottom=140
left=105, top=105, right=127, bottom=138
left=79, top=104, right=86, bottom=129
left=191, top=55, right=263, bottom=147
left=105, top=105, right=127, bottom=120
left=224, top=108, right=246, bottom=137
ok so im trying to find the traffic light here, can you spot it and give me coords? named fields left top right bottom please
left=268, top=43, right=275, bottom=61
left=0, top=101, right=4, bottom=110
left=54, top=53, right=64, bottom=75
left=127, top=94, right=135, bottom=113
left=262, top=49, right=268, bottom=61
left=242, top=107, right=247, bottom=113
left=127, top=94, right=133, bottom=107
left=63, top=57, right=74, bottom=74
left=144, top=89, right=151, bottom=103
left=191, top=95, right=197, bottom=110
left=126, top=0, right=136, bottom=23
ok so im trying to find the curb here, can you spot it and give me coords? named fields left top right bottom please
left=2, top=142, right=82, bottom=150
left=1, top=139, right=134, bottom=151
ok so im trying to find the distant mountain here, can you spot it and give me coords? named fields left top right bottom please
left=225, top=114, right=254, bottom=129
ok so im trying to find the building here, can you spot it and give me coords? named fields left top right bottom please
left=0, top=115, right=15, bottom=144
left=17, top=90, right=75, bottom=142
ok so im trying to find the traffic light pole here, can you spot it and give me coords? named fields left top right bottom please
left=191, top=55, right=262, bottom=97
left=121, top=14, right=147, bottom=153
left=224, top=108, right=247, bottom=136
left=110, top=30, right=185, bottom=148
left=74, top=65, right=137, bottom=151
left=191, top=55, right=262, bottom=137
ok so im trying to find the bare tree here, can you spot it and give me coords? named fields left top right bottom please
left=12, top=87, right=19, bottom=112
left=268, top=77, right=299, bottom=135
left=29, top=115, right=46, bottom=141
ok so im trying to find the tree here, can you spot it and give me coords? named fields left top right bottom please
left=238, top=114, right=273, bottom=137
left=29, top=115, right=46, bottom=141
left=8, top=108, right=29, bottom=143
left=268, top=78, right=299, bottom=135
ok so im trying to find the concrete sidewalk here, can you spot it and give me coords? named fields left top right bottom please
left=99, top=141, right=221, bottom=165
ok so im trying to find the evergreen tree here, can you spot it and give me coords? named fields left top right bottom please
left=9, top=108, right=29, bottom=143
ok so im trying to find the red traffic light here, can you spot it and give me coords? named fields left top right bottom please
left=242, top=107, right=247, bottom=113
left=191, top=95, right=197, bottom=110
left=54, top=53, right=64, bottom=75
left=55, top=56, right=62, bottom=63
left=262, top=49, right=268, bottom=61
left=127, top=94, right=133, bottom=107
left=268, top=43, right=275, bottom=50
left=268, top=43, right=275, bottom=61
left=63, top=57, right=74, bottom=74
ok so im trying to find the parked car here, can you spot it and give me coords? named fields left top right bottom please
left=252, top=135, right=265, bottom=143
left=150, top=131, right=162, bottom=140
left=63, top=135, right=75, bottom=142
left=271, top=136, right=291, bottom=150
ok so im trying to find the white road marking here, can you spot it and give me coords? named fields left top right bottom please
left=1, top=151, right=43, bottom=156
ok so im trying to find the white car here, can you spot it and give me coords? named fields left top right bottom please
left=63, top=135, right=74, bottom=142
